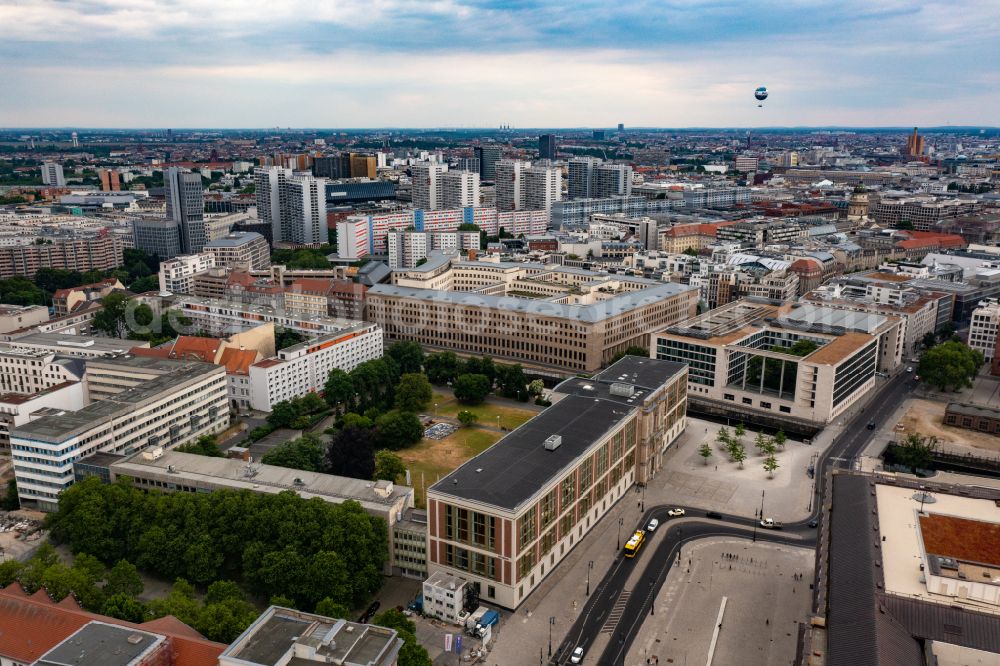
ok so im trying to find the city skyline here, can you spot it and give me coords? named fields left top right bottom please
left=1, top=0, right=998, bottom=128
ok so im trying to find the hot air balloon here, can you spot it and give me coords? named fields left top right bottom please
left=755, top=86, right=768, bottom=107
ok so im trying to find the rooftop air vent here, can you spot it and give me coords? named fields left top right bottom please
left=610, top=382, right=635, bottom=398
left=543, top=435, right=562, bottom=451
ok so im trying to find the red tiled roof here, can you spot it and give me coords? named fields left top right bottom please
left=289, top=278, right=334, bottom=294
left=253, top=358, right=284, bottom=369
left=219, top=347, right=259, bottom=375
left=0, top=585, right=225, bottom=666
left=171, top=336, right=222, bottom=362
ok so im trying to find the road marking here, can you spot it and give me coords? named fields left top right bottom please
left=601, top=589, right=631, bottom=633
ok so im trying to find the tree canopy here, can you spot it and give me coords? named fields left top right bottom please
left=394, top=373, right=433, bottom=413
left=45, top=477, right=387, bottom=612
left=261, top=433, right=326, bottom=472
left=453, top=373, right=491, bottom=405
left=918, top=341, right=984, bottom=391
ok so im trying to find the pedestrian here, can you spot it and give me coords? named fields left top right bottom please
left=766, top=618, right=769, bottom=625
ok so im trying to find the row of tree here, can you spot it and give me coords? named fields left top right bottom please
left=700, top=424, right=786, bottom=477
left=45, top=476, right=387, bottom=614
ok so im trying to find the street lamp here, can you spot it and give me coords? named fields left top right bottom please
left=497, top=415, right=501, bottom=431
left=617, top=517, right=625, bottom=550
left=640, top=484, right=646, bottom=513
left=548, top=616, right=555, bottom=657
left=586, top=560, right=594, bottom=596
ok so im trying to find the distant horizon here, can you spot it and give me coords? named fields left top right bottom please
left=2, top=125, right=998, bottom=133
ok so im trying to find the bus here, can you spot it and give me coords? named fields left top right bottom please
left=624, top=529, right=646, bottom=558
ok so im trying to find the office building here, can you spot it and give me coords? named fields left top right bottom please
left=133, top=218, right=182, bottom=259
left=350, top=154, right=377, bottom=178
left=220, top=606, right=402, bottom=666
left=593, top=130, right=606, bottom=140
left=325, top=179, right=396, bottom=205
left=412, top=162, right=448, bottom=210
left=158, top=252, right=215, bottom=294
left=538, top=134, right=557, bottom=160
left=426, top=356, right=688, bottom=608
left=313, top=155, right=350, bottom=179
left=0, top=345, right=86, bottom=396
left=0, top=382, right=87, bottom=451
left=204, top=231, right=270, bottom=270
left=474, top=145, right=503, bottom=181
left=568, top=158, right=599, bottom=199
left=825, top=473, right=1000, bottom=665
left=442, top=169, right=480, bottom=209
left=165, top=167, right=206, bottom=254
left=41, top=162, right=65, bottom=187
left=248, top=323, right=382, bottom=411
left=969, top=299, right=1000, bottom=363
left=98, top=168, right=121, bottom=192
left=653, top=300, right=903, bottom=434
left=368, top=264, right=698, bottom=375
left=734, top=155, right=759, bottom=172
left=0, top=233, right=123, bottom=278
left=11, top=358, right=228, bottom=510
left=906, top=126, right=926, bottom=157
left=869, top=195, right=982, bottom=231
left=455, top=157, right=480, bottom=173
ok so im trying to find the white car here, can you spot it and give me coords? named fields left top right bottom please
left=646, top=518, right=659, bottom=532
left=571, top=646, right=585, bottom=664
left=906, top=366, right=913, bottom=373
left=667, top=508, right=685, bottom=517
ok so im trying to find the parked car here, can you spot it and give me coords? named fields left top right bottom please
left=646, top=518, right=659, bottom=532
left=867, top=420, right=876, bottom=430
left=706, top=511, right=723, bottom=520
left=906, top=366, right=913, bottom=373
left=571, top=646, right=585, bottom=664
left=808, top=518, right=819, bottom=528
left=667, top=508, right=685, bottom=517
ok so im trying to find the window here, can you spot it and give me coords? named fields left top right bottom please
left=488, top=585, right=496, bottom=599
left=742, top=397, right=753, bottom=405
left=724, top=393, right=735, bottom=401
left=760, top=401, right=771, bottom=409
left=779, top=405, right=791, bottom=413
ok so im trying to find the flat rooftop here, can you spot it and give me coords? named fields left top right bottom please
left=9, top=332, right=144, bottom=354
left=431, top=357, right=686, bottom=511
left=111, top=450, right=412, bottom=513
left=12, top=361, right=222, bottom=443
left=369, top=281, right=695, bottom=324
left=222, top=607, right=401, bottom=666
left=36, top=621, right=163, bottom=666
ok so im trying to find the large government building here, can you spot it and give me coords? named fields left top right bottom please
left=367, top=256, right=698, bottom=375
left=426, top=356, right=688, bottom=609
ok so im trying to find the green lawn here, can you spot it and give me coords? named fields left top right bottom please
left=429, top=390, right=535, bottom=430
left=399, top=426, right=502, bottom=508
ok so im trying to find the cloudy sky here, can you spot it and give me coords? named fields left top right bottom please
left=1, top=0, right=997, bottom=128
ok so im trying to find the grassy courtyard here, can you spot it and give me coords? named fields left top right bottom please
left=428, top=390, right=536, bottom=430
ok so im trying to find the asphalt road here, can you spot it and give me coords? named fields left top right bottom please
left=553, top=372, right=918, bottom=665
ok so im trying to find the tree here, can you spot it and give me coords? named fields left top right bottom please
left=754, top=432, right=770, bottom=456
left=375, top=411, right=424, bottom=450
left=275, top=328, right=305, bottom=351
left=374, top=450, right=406, bottom=483
left=728, top=440, right=747, bottom=468
left=715, top=426, right=731, bottom=451
left=682, top=247, right=699, bottom=257
left=261, top=433, right=326, bottom=472
left=373, top=610, right=432, bottom=666
left=1, top=478, right=18, bottom=510
left=324, top=369, right=355, bottom=412
left=395, top=373, right=433, bottom=413
left=176, top=435, right=224, bottom=457
left=387, top=341, right=424, bottom=375
left=528, top=379, right=545, bottom=396
left=129, top=274, right=159, bottom=294
left=922, top=332, right=937, bottom=349
left=734, top=423, right=746, bottom=443
left=102, top=594, right=148, bottom=622
left=341, top=412, right=374, bottom=429
left=698, top=442, right=712, bottom=465
left=918, top=341, right=984, bottom=391
left=325, top=426, right=376, bottom=479
left=453, top=373, right=491, bottom=405
left=610, top=346, right=649, bottom=364
left=315, top=597, right=351, bottom=619
left=494, top=363, right=527, bottom=400
left=773, top=430, right=787, bottom=450
left=105, top=559, right=144, bottom=598
left=424, top=351, right=461, bottom=385
left=267, top=400, right=301, bottom=429
left=457, top=410, right=478, bottom=427
left=888, top=433, right=939, bottom=473
left=763, top=455, right=779, bottom=478
left=91, top=292, right=131, bottom=338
